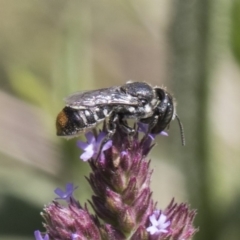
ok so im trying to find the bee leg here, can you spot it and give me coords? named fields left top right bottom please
left=148, top=114, right=159, bottom=132
left=118, top=117, right=136, bottom=144
left=95, top=113, right=118, bottom=160
left=142, top=114, right=158, bottom=142
left=118, top=117, right=135, bottom=135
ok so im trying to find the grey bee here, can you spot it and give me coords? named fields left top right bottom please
left=56, top=81, right=185, bottom=146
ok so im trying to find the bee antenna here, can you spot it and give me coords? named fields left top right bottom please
left=175, top=114, right=185, bottom=146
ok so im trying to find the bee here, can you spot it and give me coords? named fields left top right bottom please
left=56, top=81, right=185, bottom=145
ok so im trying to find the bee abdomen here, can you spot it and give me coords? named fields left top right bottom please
left=95, top=106, right=111, bottom=119
left=56, top=106, right=111, bottom=136
left=56, top=107, right=85, bottom=136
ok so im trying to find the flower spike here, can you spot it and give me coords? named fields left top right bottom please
left=36, top=125, right=197, bottom=239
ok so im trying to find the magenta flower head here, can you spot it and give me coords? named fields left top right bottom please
left=35, top=125, right=197, bottom=240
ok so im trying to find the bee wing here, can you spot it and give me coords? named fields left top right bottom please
left=64, top=86, right=139, bottom=109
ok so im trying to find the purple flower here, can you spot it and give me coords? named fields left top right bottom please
left=146, top=210, right=170, bottom=235
left=71, top=233, right=79, bottom=239
left=54, top=183, right=78, bottom=202
left=37, top=124, right=197, bottom=240
left=77, top=132, right=112, bottom=161
left=42, top=201, right=102, bottom=240
left=34, top=230, right=49, bottom=240
left=137, top=122, right=168, bottom=139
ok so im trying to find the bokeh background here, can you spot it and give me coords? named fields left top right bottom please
left=0, top=1, right=239, bottom=239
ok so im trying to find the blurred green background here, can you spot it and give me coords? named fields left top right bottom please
left=0, top=0, right=239, bottom=239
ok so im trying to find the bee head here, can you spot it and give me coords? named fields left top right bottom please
left=151, top=87, right=185, bottom=146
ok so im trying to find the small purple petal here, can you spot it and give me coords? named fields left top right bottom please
left=148, top=134, right=155, bottom=140
left=138, top=122, right=148, bottom=133
left=160, top=131, right=168, bottom=137
left=82, top=143, right=94, bottom=153
left=77, top=140, right=90, bottom=150
left=54, top=188, right=65, bottom=197
left=66, top=183, right=76, bottom=192
left=96, top=131, right=107, bottom=144
left=101, top=140, right=112, bottom=151
left=54, top=183, right=77, bottom=202
left=121, top=150, right=127, bottom=157
left=138, top=122, right=169, bottom=139
left=71, top=233, right=79, bottom=240
left=34, top=230, right=49, bottom=240
left=80, top=150, right=94, bottom=161
left=146, top=210, right=170, bottom=235
left=78, top=131, right=112, bottom=161
left=85, top=132, right=96, bottom=144
left=147, top=226, right=158, bottom=235
left=138, top=122, right=156, bottom=140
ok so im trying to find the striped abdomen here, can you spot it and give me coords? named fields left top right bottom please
left=56, top=106, right=112, bottom=137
